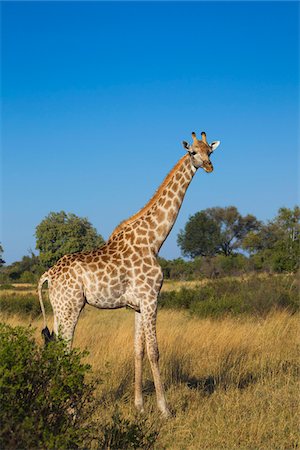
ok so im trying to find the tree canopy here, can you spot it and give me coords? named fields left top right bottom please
left=35, top=211, right=104, bottom=269
left=177, top=206, right=260, bottom=258
left=177, top=212, right=221, bottom=258
left=243, top=206, right=300, bottom=272
left=205, top=206, right=261, bottom=256
left=1, top=252, right=41, bottom=282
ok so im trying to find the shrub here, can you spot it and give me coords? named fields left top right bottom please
left=0, top=324, right=160, bottom=450
left=158, top=275, right=299, bottom=318
left=19, top=270, right=37, bottom=283
left=214, top=254, right=250, bottom=276
left=0, top=323, right=97, bottom=449
left=98, top=412, right=159, bottom=450
left=159, top=257, right=196, bottom=280
left=159, top=255, right=253, bottom=281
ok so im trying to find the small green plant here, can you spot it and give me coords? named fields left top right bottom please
left=97, top=411, right=159, bottom=450
left=0, top=323, right=98, bottom=449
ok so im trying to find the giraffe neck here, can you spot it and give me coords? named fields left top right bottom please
left=109, top=154, right=196, bottom=255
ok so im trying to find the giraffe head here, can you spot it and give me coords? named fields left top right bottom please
left=182, top=131, right=220, bottom=172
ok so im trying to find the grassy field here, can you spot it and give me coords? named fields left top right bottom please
left=1, top=276, right=299, bottom=449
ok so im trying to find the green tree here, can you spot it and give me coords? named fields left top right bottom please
left=177, top=211, right=221, bottom=258
left=35, top=211, right=104, bottom=268
left=2, top=251, right=42, bottom=282
left=205, top=206, right=261, bottom=256
left=243, top=206, right=300, bottom=272
left=177, top=207, right=260, bottom=258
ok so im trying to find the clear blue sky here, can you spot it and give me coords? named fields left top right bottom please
left=1, top=1, right=299, bottom=264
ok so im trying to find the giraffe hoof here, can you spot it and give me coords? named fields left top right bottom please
left=135, top=404, right=145, bottom=414
left=160, top=408, right=172, bottom=419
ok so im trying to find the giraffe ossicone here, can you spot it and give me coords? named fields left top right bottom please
left=38, top=131, right=221, bottom=417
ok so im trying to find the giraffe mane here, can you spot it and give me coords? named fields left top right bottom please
left=108, top=154, right=189, bottom=240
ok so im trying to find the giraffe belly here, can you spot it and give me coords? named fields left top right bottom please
left=85, top=286, right=127, bottom=309
left=85, top=284, right=141, bottom=312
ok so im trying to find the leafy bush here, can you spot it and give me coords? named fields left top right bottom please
left=0, top=323, right=97, bottom=449
left=98, top=412, right=159, bottom=450
left=0, top=324, right=160, bottom=450
left=19, top=270, right=37, bottom=283
left=158, top=276, right=299, bottom=318
left=158, top=257, right=196, bottom=280
left=159, top=255, right=253, bottom=281
left=214, top=254, right=250, bottom=276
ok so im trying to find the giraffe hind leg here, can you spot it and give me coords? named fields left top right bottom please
left=54, top=301, right=85, bottom=349
left=48, top=284, right=85, bottom=349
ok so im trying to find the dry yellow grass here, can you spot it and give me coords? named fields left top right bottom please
left=0, top=283, right=38, bottom=297
left=2, top=307, right=299, bottom=449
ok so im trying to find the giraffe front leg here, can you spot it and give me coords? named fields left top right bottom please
left=134, top=312, right=145, bottom=413
left=141, top=302, right=171, bottom=418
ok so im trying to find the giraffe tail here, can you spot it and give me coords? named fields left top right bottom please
left=38, top=271, right=55, bottom=344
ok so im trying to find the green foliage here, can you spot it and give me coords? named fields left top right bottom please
left=159, top=275, right=299, bottom=318
left=213, top=253, right=250, bottom=276
left=0, top=252, right=43, bottom=283
left=177, top=211, right=221, bottom=258
left=35, top=211, right=105, bottom=268
left=205, top=206, right=261, bottom=256
left=243, top=206, right=300, bottom=273
left=158, top=257, right=196, bottom=280
left=0, top=323, right=98, bottom=449
left=0, top=295, right=51, bottom=317
left=177, top=206, right=260, bottom=258
left=19, top=270, right=36, bottom=283
left=0, top=284, right=14, bottom=290
left=0, top=324, right=159, bottom=450
left=98, top=412, right=159, bottom=450
left=159, top=254, right=251, bottom=280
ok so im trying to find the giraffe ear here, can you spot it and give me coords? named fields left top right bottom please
left=182, top=141, right=191, bottom=151
left=209, top=141, right=220, bottom=153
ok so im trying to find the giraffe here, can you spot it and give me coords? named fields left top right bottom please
left=38, top=131, right=220, bottom=417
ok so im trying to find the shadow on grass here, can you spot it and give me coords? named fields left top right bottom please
left=180, top=371, right=257, bottom=395
left=142, top=371, right=257, bottom=398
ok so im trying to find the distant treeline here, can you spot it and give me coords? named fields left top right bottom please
left=0, top=206, right=299, bottom=284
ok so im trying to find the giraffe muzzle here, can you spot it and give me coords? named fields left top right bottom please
left=203, top=162, right=214, bottom=173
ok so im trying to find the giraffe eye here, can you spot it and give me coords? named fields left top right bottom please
left=190, top=151, right=197, bottom=156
